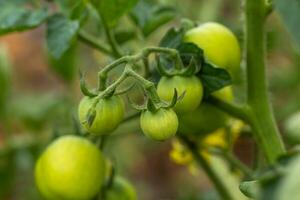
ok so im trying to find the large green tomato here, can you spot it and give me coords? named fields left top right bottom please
left=106, top=176, right=137, bottom=200
left=178, top=86, right=232, bottom=135
left=284, top=111, right=300, bottom=144
left=140, top=108, right=178, bottom=141
left=184, top=22, right=241, bottom=76
left=157, top=75, right=203, bottom=113
left=78, top=95, right=125, bottom=135
left=35, top=135, right=106, bottom=200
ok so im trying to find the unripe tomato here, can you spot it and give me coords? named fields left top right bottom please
left=157, top=75, right=203, bottom=113
left=140, top=108, right=178, bottom=141
left=284, top=111, right=300, bottom=144
left=78, top=95, right=125, bottom=135
left=178, top=86, right=232, bottom=135
left=184, top=22, right=241, bottom=76
left=35, top=135, right=106, bottom=200
left=106, top=176, right=137, bottom=200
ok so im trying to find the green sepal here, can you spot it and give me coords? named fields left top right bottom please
left=146, top=98, right=158, bottom=113
left=86, top=107, right=96, bottom=128
left=155, top=54, right=173, bottom=77
left=79, top=71, right=97, bottom=97
left=114, top=83, right=136, bottom=96
left=180, top=56, right=199, bottom=76
left=127, top=95, right=146, bottom=111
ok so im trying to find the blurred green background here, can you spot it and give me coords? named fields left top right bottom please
left=0, top=0, right=300, bottom=199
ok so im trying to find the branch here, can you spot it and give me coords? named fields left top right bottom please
left=78, top=30, right=113, bottom=56
left=207, top=96, right=250, bottom=123
left=179, top=136, right=234, bottom=200
left=245, top=0, right=285, bottom=164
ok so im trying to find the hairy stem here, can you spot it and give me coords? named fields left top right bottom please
left=245, top=0, right=285, bottom=164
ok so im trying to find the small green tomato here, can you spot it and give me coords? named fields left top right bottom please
left=140, top=108, right=178, bottom=141
left=106, top=176, right=137, bottom=200
left=184, top=22, right=241, bottom=77
left=35, top=135, right=106, bottom=200
left=178, top=86, right=233, bottom=135
left=78, top=95, right=125, bottom=135
left=157, top=75, right=203, bottom=113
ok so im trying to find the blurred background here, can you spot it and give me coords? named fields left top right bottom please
left=1, top=0, right=300, bottom=199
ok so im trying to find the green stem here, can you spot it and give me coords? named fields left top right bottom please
left=180, top=136, right=234, bottom=200
left=78, top=30, right=113, bottom=56
left=207, top=96, right=251, bottom=123
left=209, top=147, right=254, bottom=179
left=102, top=18, right=123, bottom=58
left=245, top=0, right=285, bottom=164
left=98, top=47, right=181, bottom=91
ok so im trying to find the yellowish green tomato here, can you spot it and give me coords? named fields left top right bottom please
left=184, top=22, right=241, bottom=76
left=178, top=86, right=233, bottom=135
left=106, top=176, right=137, bottom=200
left=140, top=108, right=178, bottom=141
left=35, top=135, right=106, bottom=200
left=157, top=75, right=203, bottom=113
left=78, top=95, right=125, bottom=135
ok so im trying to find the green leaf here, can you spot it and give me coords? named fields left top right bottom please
left=198, top=62, right=232, bottom=96
left=275, top=0, right=300, bottom=49
left=114, top=30, right=136, bottom=44
left=48, top=42, right=78, bottom=83
left=91, top=0, right=138, bottom=27
left=0, top=44, right=11, bottom=117
left=47, top=14, right=79, bottom=59
left=0, top=5, right=47, bottom=35
left=55, top=0, right=88, bottom=22
left=239, top=181, right=260, bottom=199
left=130, top=0, right=176, bottom=36
left=159, top=27, right=185, bottom=48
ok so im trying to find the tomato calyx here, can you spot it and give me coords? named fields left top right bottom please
left=128, top=88, right=185, bottom=113
left=156, top=54, right=200, bottom=77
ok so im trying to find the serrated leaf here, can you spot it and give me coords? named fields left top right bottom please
left=275, top=0, right=300, bottom=50
left=47, top=14, right=79, bottom=59
left=198, top=62, right=232, bottom=96
left=92, top=0, right=138, bottom=27
left=131, top=0, right=176, bottom=36
left=0, top=5, right=47, bottom=35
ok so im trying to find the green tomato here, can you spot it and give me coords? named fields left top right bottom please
left=184, top=22, right=241, bottom=76
left=140, top=108, right=178, bottom=141
left=157, top=75, right=203, bottom=113
left=284, top=111, right=300, bottom=144
left=78, top=95, right=125, bottom=135
left=106, top=176, right=137, bottom=200
left=178, top=86, right=232, bottom=135
left=35, top=135, right=106, bottom=200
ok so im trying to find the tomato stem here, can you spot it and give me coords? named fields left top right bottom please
left=97, top=46, right=182, bottom=91
left=78, top=30, right=113, bottom=56
left=245, top=0, right=285, bottom=164
left=180, top=136, right=234, bottom=200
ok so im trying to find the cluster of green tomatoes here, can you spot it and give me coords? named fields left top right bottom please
left=35, top=22, right=241, bottom=200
